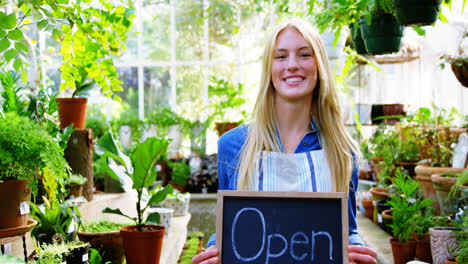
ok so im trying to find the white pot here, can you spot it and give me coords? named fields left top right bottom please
left=119, top=125, right=131, bottom=149
left=147, top=207, right=174, bottom=237
left=141, top=124, right=157, bottom=142
left=160, top=193, right=190, bottom=216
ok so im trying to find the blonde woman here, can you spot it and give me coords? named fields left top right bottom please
left=192, top=18, right=377, bottom=264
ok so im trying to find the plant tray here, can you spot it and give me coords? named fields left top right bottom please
left=0, top=219, right=37, bottom=238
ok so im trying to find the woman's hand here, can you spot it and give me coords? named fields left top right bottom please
left=192, top=245, right=220, bottom=264
left=348, top=245, right=377, bottom=264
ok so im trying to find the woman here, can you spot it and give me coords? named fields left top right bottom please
left=192, top=18, right=377, bottom=264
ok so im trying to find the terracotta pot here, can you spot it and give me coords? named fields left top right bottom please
left=78, top=230, right=124, bottom=264
left=415, top=165, right=464, bottom=213
left=0, top=179, right=32, bottom=229
left=432, top=174, right=460, bottom=216
left=68, top=184, right=83, bottom=199
left=215, top=122, right=238, bottom=137
left=382, top=209, right=393, bottom=234
left=120, top=225, right=165, bottom=264
left=429, top=227, right=458, bottom=264
left=412, top=233, right=432, bottom=263
left=390, top=238, right=416, bottom=264
left=362, top=199, right=374, bottom=221
left=382, top=104, right=405, bottom=125
left=56, top=97, right=88, bottom=129
left=445, top=258, right=457, bottom=264
left=359, top=169, right=373, bottom=180
left=370, top=187, right=389, bottom=201
left=170, top=182, right=186, bottom=193
left=393, top=161, right=417, bottom=177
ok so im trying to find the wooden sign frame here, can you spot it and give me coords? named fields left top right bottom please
left=216, top=190, right=349, bottom=264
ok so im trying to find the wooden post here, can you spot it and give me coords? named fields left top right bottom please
left=64, top=129, right=94, bottom=201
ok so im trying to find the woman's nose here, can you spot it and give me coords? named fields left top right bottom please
left=286, top=56, right=299, bottom=71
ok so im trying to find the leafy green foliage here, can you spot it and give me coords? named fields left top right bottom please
left=88, top=248, right=111, bottom=264
left=168, top=160, right=191, bottom=186
left=35, top=241, right=89, bottom=261
left=31, top=198, right=82, bottom=245
left=1, top=0, right=135, bottom=100
left=451, top=210, right=468, bottom=262
left=80, top=220, right=129, bottom=233
left=100, top=136, right=174, bottom=231
left=65, top=172, right=87, bottom=186
left=208, top=76, right=247, bottom=124
left=387, top=172, right=434, bottom=241
left=0, top=255, right=27, bottom=264
left=0, top=112, right=68, bottom=198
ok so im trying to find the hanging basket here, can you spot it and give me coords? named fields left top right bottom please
left=349, top=23, right=368, bottom=55
left=393, top=0, right=442, bottom=26
left=360, top=15, right=404, bottom=55
left=451, top=61, right=468, bottom=87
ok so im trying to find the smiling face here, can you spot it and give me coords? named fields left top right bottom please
left=271, top=27, right=318, bottom=103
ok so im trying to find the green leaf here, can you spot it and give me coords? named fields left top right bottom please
left=0, top=13, right=17, bottom=30
left=15, top=42, right=28, bottom=53
left=8, top=29, right=24, bottom=41
left=147, top=185, right=173, bottom=206
left=102, top=207, right=136, bottom=222
left=130, top=137, right=169, bottom=189
left=0, top=28, right=5, bottom=38
left=13, top=59, right=22, bottom=72
left=37, top=19, right=48, bottom=30
left=20, top=67, right=27, bottom=83
left=145, top=212, right=161, bottom=225
left=52, top=28, right=64, bottom=42
left=412, top=27, right=426, bottom=36
left=0, top=38, right=10, bottom=53
left=4, top=49, right=17, bottom=63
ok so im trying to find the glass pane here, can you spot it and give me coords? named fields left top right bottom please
left=142, top=0, right=170, bottom=61
left=176, top=66, right=205, bottom=118
left=116, top=67, right=139, bottom=111
left=116, top=30, right=138, bottom=64
left=176, top=0, right=204, bottom=61
left=144, top=66, right=171, bottom=116
left=208, top=0, right=237, bottom=61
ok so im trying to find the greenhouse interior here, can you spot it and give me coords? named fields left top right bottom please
left=1, top=0, right=468, bottom=263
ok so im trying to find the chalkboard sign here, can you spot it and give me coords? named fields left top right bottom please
left=216, top=191, right=348, bottom=264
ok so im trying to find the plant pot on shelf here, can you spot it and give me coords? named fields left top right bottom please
left=56, top=98, right=88, bottom=129
left=65, top=243, right=90, bottom=264
left=68, top=184, right=83, bottom=199
left=430, top=227, right=458, bottom=264
left=431, top=174, right=463, bottom=216
left=215, top=122, right=239, bottom=137
left=393, top=0, right=442, bottom=26
left=382, top=104, right=405, bottom=125
left=120, top=225, right=165, bottom=264
left=393, top=161, right=417, bottom=177
left=0, top=179, right=31, bottom=230
left=415, top=165, right=464, bottom=213
left=382, top=209, right=393, bottom=234
left=451, top=61, right=468, bottom=88
left=362, top=198, right=374, bottom=221
left=78, top=230, right=125, bottom=264
left=390, top=238, right=417, bottom=264
left=360, top=15, right=404, bottom=55
left=411, top=233, right=432, bottom=263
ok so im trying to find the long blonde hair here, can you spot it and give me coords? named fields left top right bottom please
left=236, top=18, right=360, bottom=193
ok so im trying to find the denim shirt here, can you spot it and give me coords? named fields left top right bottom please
left=207, top=122, right=364, bottom=247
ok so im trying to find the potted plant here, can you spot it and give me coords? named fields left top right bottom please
left=167, top=160, right=191, bottom=193
left=186, top=154, right=218, bottom=193
left=360, top=0, right=404, bottom=55
left=393, top=0, right=443, bottom=26
left=0, top=112, right=68, bottom=230
left=441, top=33, right=468, bottom=88
left=78, top=220, right=129, bottom=264
left=101, top=137, right=174, bottom=264
left=432, top=169, right=468, bottom=216
left=412, top=207, right=436, bottom=263
left=208, top=76, right=247, bottom=137
left=35, top=241, right=91, bottom=264
left=387, top=172, right=434, bottom=264
left=66, top=172, right=88, bottom=199
left=448, top=210, right=468, bottom=263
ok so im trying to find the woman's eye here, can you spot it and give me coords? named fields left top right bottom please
left=275, top=55, right=286, bottom=59
left=301, top=53, right=311, bottom=57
